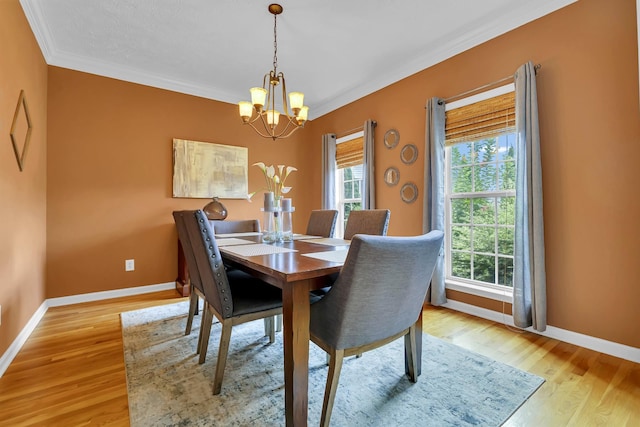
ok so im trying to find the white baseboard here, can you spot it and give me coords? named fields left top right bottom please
left=0, top=301, right=48, bottom=378
left=442, top=299, right=640, bottom=364
left=47, top=282, right=176, bottom=307
left=0, top=281, right=177, bottom=377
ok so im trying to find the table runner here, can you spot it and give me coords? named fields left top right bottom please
left=299, top=238, right=351, bottom=247
left=215, top=238, right=256, bottom=247
left=220, top=243, right=298, bottom=257
left=302, top=249, right=348, bottom=263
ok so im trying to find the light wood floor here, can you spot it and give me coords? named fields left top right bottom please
left=0, top=290, right=637, bottom=426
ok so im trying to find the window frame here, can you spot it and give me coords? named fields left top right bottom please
left=335, top=131, right=364, bottom=238
left=444, top=84, right=515, bottom=303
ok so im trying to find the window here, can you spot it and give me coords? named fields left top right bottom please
left=444, top=86, right=516, bottom=295
left=335, top=132, right=364, bottom=237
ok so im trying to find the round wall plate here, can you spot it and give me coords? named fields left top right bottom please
left=400, top=144, right=418, bottom=165
left=384, top=129, right=400, bottom=149
left=384, top=166, right=400, bottom=186
left=400, top=182, right=418, bottom=203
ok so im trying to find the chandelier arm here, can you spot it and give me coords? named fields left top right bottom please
left=279, top=72, right=293, bottom=119
left=245, top=118, right=280, bottom=140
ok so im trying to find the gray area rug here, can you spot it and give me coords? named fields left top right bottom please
left=121, top=301, right=544, bottom=426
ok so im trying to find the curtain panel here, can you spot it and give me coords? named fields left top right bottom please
left=362, top=120, right=376, bottom=209
left=321, top=133, right=337, bottom=210
left=423, top=98, right=447, bottom=305
left=513, top=61, right=547, bottom=332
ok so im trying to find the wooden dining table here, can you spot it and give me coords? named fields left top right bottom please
left=216, top=234, right=348, bottom=426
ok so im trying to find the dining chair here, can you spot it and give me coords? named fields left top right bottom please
left=183, top=209, right=283, bottom=394
left=309, top=231, right=444, bottom=426
left=342, top=209, right=390, bottom=240
left=306, top=209, right=339, bottom=237
left=210, top=219, right=261, bottom=234
left=173, top=211, right=206, bottom=338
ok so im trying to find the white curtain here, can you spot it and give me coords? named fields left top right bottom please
left=423, top=98, right=447, bottom=305
left=513, top=61, right=547, bottom=332
left=321, top=133, right=337, bottom=209
left=362, top=120, right=376, bottom=209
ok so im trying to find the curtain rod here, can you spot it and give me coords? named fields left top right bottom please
left=336, top=120, right=377, bottom=139
left=443, top=64, right=541, bottom=103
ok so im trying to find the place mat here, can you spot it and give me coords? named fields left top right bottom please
left=220, top=243, right=298, bottom=257
left=292, top=234, right=323, bottom=240
left=214, top=232, right=262, bottom=238
left=215, top=238, right=256, bottom=247
left=300, top=238, right=351, bottom=247
left=302, top=249, right=348, bottom=263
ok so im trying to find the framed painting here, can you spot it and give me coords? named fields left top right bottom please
left=172, top=138, right=248, bottom=199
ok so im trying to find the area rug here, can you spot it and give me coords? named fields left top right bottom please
left=121, top=302, right=544, bottom=426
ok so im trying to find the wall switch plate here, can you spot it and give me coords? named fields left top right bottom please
left=125, top=259, right=135, bottom=271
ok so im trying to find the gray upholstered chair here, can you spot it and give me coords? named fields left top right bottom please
left=306, top=210, right=339, bottom=237
left=183, top=209, right=283, bottom=394
left=210, top=219, right=260, bottom=234
left=309, top=231, right=444, bottom=426
left=343, top=209, right=390, bottom=240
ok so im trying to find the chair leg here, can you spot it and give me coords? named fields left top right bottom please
left=198, top=307, right=214, bottom=364
left=196, top=304, right=208, bottom=355
left=405, top=324, right=418, bottom=382
left=320, top=349, right=344, bottom=427
left=266, top=317, right=275, bottom=343
left=185, top=291, right=199, bottom=335
left=213, top=321, right=233, bottom=395
left=276, top=314, right=282, bottom=332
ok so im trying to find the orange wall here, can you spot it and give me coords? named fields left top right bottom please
left=46, top=68, right=315, bottom=299
left=306, top=0, right=640, bottom=348
left=3, top=0, right=637, bottom=359
left=0, top=0, right=48, bottom=355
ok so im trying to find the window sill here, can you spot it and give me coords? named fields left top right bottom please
left=445, top=279, right=513, bottom=303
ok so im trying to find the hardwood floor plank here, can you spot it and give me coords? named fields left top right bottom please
left=0, top=291, right=638, bottom=426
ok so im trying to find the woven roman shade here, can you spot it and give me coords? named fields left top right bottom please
left=445, top=91, right=515, bottom=145
left=336, top=136, right=363, bottom=169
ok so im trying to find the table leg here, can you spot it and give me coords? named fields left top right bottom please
left=405, top=309, right=423, bottom=377
left=282, top=280, right=311, bottom=427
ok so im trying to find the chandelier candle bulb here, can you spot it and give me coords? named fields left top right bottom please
left=250, top=87, right=267, bottom=109
left=266, top=110, right=280, bottom=126
left=289, top=92, right=304, bottom=112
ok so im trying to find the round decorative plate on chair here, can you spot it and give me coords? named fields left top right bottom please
left=384, top=129, right=400, bottom=149
left=400, top=182, right=418, bottom=203
left=400, top=144, right=418, bottom=165
left=384, top=167, right=400, bottom=186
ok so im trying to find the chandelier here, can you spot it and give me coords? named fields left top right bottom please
left=238, top=4, right=308, bottom=141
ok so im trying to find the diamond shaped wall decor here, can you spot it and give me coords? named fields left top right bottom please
left=10, top=90, right=33, bottom=172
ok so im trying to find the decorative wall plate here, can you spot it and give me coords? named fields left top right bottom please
left=400, top=182, right=418, bottom=203
left=400, top=144, right=418, bottom=165
left=384, top=166, right=399, bottom=186
left=384, top=129, right=400, bottom=149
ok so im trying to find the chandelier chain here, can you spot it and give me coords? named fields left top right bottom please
left=272, top=12, right=278, bottom=73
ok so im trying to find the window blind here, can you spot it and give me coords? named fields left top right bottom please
left=336, top=136, right=363, bottom=169
left=445, top=91, right=515, bottom=146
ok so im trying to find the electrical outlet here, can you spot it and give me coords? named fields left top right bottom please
left=125, top=259, right=135, bottom=271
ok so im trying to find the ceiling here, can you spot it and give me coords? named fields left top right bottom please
left=20, top=0, right=576, bottom=119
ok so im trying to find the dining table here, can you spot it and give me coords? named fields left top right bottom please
left=215, top=233, right=350, bottom=426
